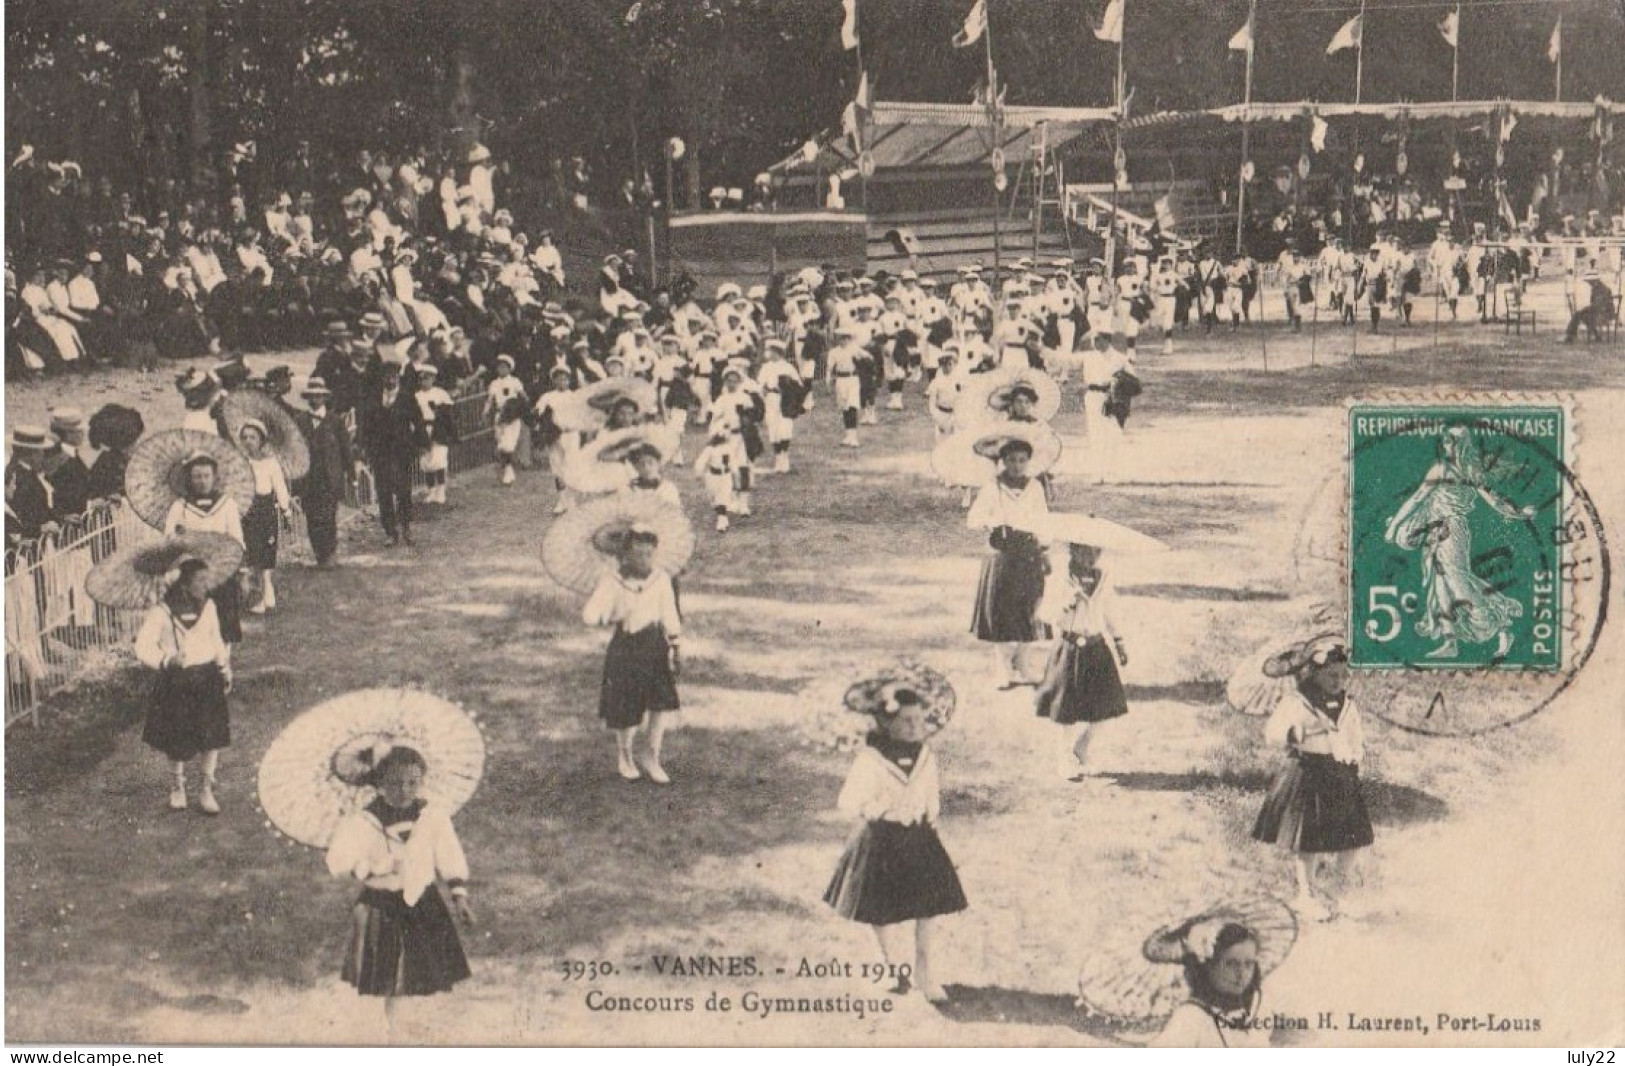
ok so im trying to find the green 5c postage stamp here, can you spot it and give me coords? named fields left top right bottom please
left=1348, top=404, right=1566, bottom=671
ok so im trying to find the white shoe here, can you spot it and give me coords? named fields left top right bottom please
left=248, top=602, right=268, bottom=615
left=168, top=785, right=188, bottom=811
left=198, top=782, right=221, bottom=815
left=641, top=758, right=671, bottom=785
left=715, top=514, right=730, bottom=532
left=553, top=498, right=569, bottom=516
left=617, top=753, right=641, bottom=781
left=887, top=397, right=903, bottom=411
left=501, top=467, right=516, bottom=486
left=773, top=457, right=790, bottom=474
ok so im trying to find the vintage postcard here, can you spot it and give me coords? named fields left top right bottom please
left=5, top=0, right=1624, bottom=1052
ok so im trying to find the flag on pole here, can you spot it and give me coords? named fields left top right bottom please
left=1228, top=22, right=1251, bottom=52
left=845, top=71, right=871, bottom=137
left=1438, top=10, right=1458, bottom=48
left=952, top=0, right=986, bottom=48
left=840, top=0, right=859, bottom=51
left=1326, top=14, right=1362, bottom=55
left=1095, top=0, right=1124, bottom=43
left=841, top=72, right=871, bottom=148
left=1499, top=110, right=1517, bottom=144
left=1547, top=16, right=1561, bottom=63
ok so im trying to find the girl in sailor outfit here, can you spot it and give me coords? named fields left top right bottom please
left=824, top=662, right=966, bottom=1003
left=1033, top=542, right=1129, bottom=780
left=134, top=559, right=232, bottom=813
left=326, top=747, right=474, bottom=1027
left=1251, top=635, right=1373, bottom=922
left=532, top=365, right=580, bottom=516
left=484, top=355, right=528, bottom=487
left=415, top=365, right=455, bottom=506
left=583, top=528, right=683, bottom=783
left=236, top=421, right=293, bottom=615
left=756, top=338, right=804, bottom=473
left=163, top=455, right=245, bottom=662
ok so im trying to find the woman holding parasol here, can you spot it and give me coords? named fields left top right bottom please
left=86, top=534, right=244, bottom=813
left=128, top=430, right=256, bottom=662
left=544, top=495, right=694, bottom=784
left=257, top=690, right=484, bottom=1038
left=1249, top=634, right=1374, bottom=922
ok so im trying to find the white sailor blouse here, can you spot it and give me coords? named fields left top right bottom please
left=1035, top=572, right=1119, bottom=641
left=247, top=456, right=292, bottom=511
left=582, top=568, right=682, bottom=638
left=1264, top=690, right=1365, bottom=766
left=133, top=600, right=228, bottom=670
left=325, top=802, right=469, bottom=907
left=967, top=477, right=1050, bottom=534
left=836, top=743, right=942, bottom=826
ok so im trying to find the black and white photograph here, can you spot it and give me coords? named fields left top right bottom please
left=4, top=0, right=1624, bottom=1050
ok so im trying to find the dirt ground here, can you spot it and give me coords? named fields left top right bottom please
left=5, top=300, right=1623, bottom=1047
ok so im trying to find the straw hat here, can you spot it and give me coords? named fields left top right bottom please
left=841, top=659, right=956, bottom=736
left=1076, top=896, right=1298, bottom=1025
left=561, top=425, right=681, bottom=495
left=541, top=494, right=694, bottom=595
left=931, top=421, right=1062, bottom=488
left=556, top=377, right=659, bottom=432
left=223, top=390, right=311, bottom=481
left=256, top=688, right=485, bottom=849
left=1037, top=512, right=1168, bottom=556
left=7, top=425, right=55, bottom=454
left=958, top=366, right=1061, bottom=424
left=123, top=429, right=256, bottom=532
left=85, top=532, right=244, bottom=610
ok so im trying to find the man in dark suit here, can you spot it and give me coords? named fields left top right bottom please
left=294, top=377, right=354, bottom=568
left=356, top=362, right=424, bottom=547
left=5, top=427, right=57, bottom=542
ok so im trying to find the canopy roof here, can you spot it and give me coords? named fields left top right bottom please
left=774, top=100, right=1118, bottom=176
left=1126, top=97, right=1622, bottom=133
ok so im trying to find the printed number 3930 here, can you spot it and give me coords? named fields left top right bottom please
left=560, top=960, right=617, bottom=980
left=1364, top=585, right=1418, bottom=643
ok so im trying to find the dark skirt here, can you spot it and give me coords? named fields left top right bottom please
left=343, top=886, right=471, bottom=997
left=971, top=548, right=1048, bottom=643
left=1034, top=636, right=1128, bottom=724
left=1252, top=752, right=1375, bottom=854
left=142, top=663, right=230, bottom=761
left=600, top=624, right=680, bottom=729
left=242, top=492, right=280, bottom=570
left=214, top=575, right=243, bottom=644
left=824, top=820, right=968, bottom=926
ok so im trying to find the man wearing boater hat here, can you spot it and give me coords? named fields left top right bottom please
left=294, top=377, right=354, bottom=568
left=6, top=426, right=58, bottom=542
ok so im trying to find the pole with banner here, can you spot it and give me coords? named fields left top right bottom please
left=1233, top=0, right=1257, bottom=256
left=986, top=2, right=1003, bottom=279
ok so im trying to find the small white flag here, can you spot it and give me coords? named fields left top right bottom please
left=1438, top=10, right=1458, bottom=48
left=1310, top=114, right=1329, bottom=153
left=1228, top=22, right=1251, bottom=53
left=952, top=0, right=986, bottom=48
left=1326, top=14, right=1362, bottom=55
left=840, top=0, right=859, bottom=51
left=1095, top=0, right=1123, bottom=44
left=1547, top=16, right=1561, bottom=63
